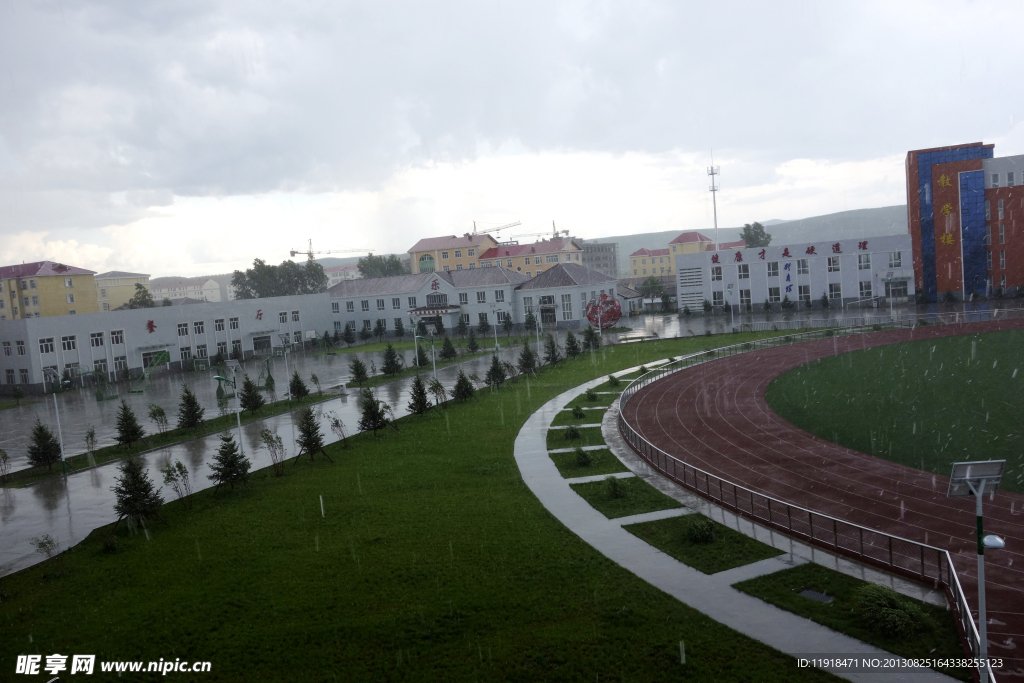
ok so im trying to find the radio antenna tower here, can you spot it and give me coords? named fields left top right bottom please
left=708, top=154, right=720, bottom=252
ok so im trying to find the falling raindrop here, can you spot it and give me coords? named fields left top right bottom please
left=320, top=495, right=325, bottom=518
left=1013, top=369, right=1018, bottom=378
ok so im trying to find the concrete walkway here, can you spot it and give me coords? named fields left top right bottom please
left=513, top=366, right=957, bottom=683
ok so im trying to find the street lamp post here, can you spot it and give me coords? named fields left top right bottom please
left=42, top=368, right=68, bottom=474
left=414, top=335, right=436, bottom=381
left=278, top=334, right=292, bottom=408
left=947, top=460, right=1006, bottom=673
left=490, top=304, right=501, bottom=351
left=215, top=359, right=244, bottom=455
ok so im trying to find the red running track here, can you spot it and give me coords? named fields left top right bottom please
left=621, top=320, right=1024, bottom=670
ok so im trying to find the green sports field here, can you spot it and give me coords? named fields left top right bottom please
left=765, top=329, right=1024, bottom=493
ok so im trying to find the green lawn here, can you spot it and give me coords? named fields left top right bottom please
left=623, top=515, right=783, bottom=575
left=546, top=426, right=605, bottom=450
left=347, top=347, right=493, bottom=390
left=0, top=331, right=841, bottom=682
left=565, top=392, right=620, bottom=409
left=765, top=329, right=1024, bottom=492
left=0, top=399, right=36, bottom=411
left=319, top=334, right=518, bottom=356
left=570, top=477, right=684, bottom=519
left=549, top=448, right=630, bottom=478
left=733, top=563, right=968, bottom=681
left=550, top=409, right=605, bottom=427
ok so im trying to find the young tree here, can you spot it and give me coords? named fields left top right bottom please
left=416, top=319, right=428, bottom=337
left=333, top=329, right=342, bottom=345
left=440, top=336, right=458, bottom=360
left=309, top=372, right=322, bottom=395
left=764, top=298, right=774, bottom=314
left=543, top=334, right=562, bottom=365
left=357, top=388, right=396, bottom=436
left=639, top=276, right=664, bottom=313
left=111, top=454, right=164, bottom=531
left=661, top=291, right=672, bottom=312
left=739, top=221, right=772, bottom=248
left=393, top=318, right=406, bottom=338
left=477, top=317, right=492, bottom=335
left=162, top=297, right=173, bottom=306
left=781, top=295, right=794, bottom=310
left=359, top=327, right=372, bottom=342
left=373, top=319, right=387, bottom=341
left=502, top=315, right=514, bottom=337
left=231, top=344, right=243, bottom=361
left=239, top=374, right=266, bottom=414
left=27, top=420, right=62, bottom=470
left=427, top=377, right=448, bottom=408
left=466, top=329, right=480, bottom=353
left=0, top=448, right=10, bottom=483
left=381, top=343, right=402, bottom=375
left=176, top=385, right=205, bottom=430
left=289, top=371, right=310, bottom=399
left=148, top=405, right=169, bottom=435
left=582, top=326, right=600, bottom=352
left=484, top=354, right=507, bottom=387
left=517, top=343, right=538, bottom=376
left=160, top=459, right=193, bottom=508
left=212, top=349, right=225, bottom=366
left=455, top=315, right=469, bottom=338
left=325, top=410, right=349, bottom=448
left=702, top=299, right=713, bottom=313
left=294, top=406, right=332, bottom=462
left=125, top=282, right=156, bottom=309
left=415, top=343, right=430, bottom=368
left=11, top=386, right=24, bottom=405
left=207, top=433, right=252, bottom=490
left=682, top=305, right=691, bottom=317
left=349, top=357, right=369, bottom=385
left=116, top=399, right=146, bottom=450
left=407, top=375, right=432, bottom=415
left=452, top=369, right=476, bottom=401
left=820, top=292, right=831, bottom=309
left=524, top=310, right=537, bottom=332
left=723, top=300, right=731, bottom=315
left=342, top=325, right=356, bottom=346
left=258, top=428, right=288, bottom=476
left=564, top=331, right=581, bottom=359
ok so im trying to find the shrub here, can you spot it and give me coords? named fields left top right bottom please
left=682, top=305, right=691, bottom=317
left=605, top=476, right=628, bottom=499
left=11, top=386, right=24, bottom=405
left=638, top=365, right=648, bottom=374
left=853, top=584, right=926, bottom=639
left=607, top=374, right=620, bottom=387
left=440, top=336, right=458, bottom=361
left=407, top=375, right=432, bottom=415
left=289, top=371, right=311, bottom=399
left=565, top=331, right=581, bottom=359
left=704, top=330, right=712, bottom=337
left=484, top=354, right=507, bottom=387
left=917, top=319, right=929, bottom=326
left=381, top=344, right=402, bottom=376
left=562, top=424, right=581, bottom=441
left=176, top=385, right=205, bottom=430
left=28, top=419, right=62, bottom=470
left=259, top=428, right=288, bottom=476
left=207, top=433, right=252, bottom=490
left=585, top=388, right=598, bottom=401
left=296, top=406, right=331, bottom=461
left=466, top=329, right=480, bottom=353
left=571, top=405, right=585, bottom=419
left=686, top=517, right=715, bottom=544
left=239, top=375, right=266, bottom=414
left=115, top=399, right=146, bottom=450
left=148, top=405, right=169, bottom=435
left=102, top=535, right=119, bottom=554
left=574, top=447, right=592, bottom=467
left=112, top=454, right=164, bottom=531
left=160, top=459, right=193, bottom=508
left=871, top=324, right=882, bottom=331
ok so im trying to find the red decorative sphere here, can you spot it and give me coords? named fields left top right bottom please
left=585, top=294, right=621, bottom=329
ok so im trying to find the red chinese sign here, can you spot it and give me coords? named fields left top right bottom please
left=711, top=253, right=720, bottom=264
left=832, top=243, right=842, bottom=253
left=858, top=241, right=868, bottom=250
left=758, top=249, right=766, bottom=260
left=734, top=251, right=743, bottom=262
left=585, top=294, right=621, bottom=330
left=431, top=279, right=440, bottom=291
left=146, top=320, right=156, bottom=333
left=781, top=248, right=791, bottom=258
left=805, top=246, right=817, bottom=255
left=256, top=309, right=263, bottom=320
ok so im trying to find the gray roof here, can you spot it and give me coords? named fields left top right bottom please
left=516, top=263, right=617, bottom=291
left=327, top=272, right=449, bottom=298
left=446, top=266, right=529, bottom=287
left=94, top=270, right=150, bottom=279
left=618, top=275, right=677, bottom=295
left=616, top=284, right=642, bottom=298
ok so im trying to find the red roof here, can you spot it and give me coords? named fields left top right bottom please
left=407, top=234, right=497, bottom=253
left=479, top=238, right=578, bottom=260
left=668, top=231, right=713, bottom=245
left=629, top=248, right=670, bottom=257
left=0, top=261, right=95, bottom=279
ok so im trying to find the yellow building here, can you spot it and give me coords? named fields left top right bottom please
left=478, top=238, right=584, bottom=277
left=629, top=248, right=672, bottom=277
left=95, top=271, right=151, bottom=312
left=408, top=234, right=500, bottom=274
left=667, top=231, right=715, bottom=255
left=0, top=261, right=98, bottom=320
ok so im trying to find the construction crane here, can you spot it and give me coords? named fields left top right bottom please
left=513, top=220, right=570, bottom=241
left=289, top=239, right=371, bottom=262
left=471, top=220, right=521, bottom=236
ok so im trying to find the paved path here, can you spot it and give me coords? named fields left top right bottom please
left=514, top=368, right=956, bottom=682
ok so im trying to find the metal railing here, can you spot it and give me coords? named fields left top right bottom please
left=616, top=323, right=996, bottom=682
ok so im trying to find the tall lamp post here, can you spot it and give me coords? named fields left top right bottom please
left=489, top=304, right=502, bottom=351
left=213, top=359, right=245, bottom=455
left=42, top=368, right=69, bottom=474
left=947, top=459, right=1006, bottom=674
left=277, top=333, right=293, bottom=408
left=414, top=334, right=436, bottom=381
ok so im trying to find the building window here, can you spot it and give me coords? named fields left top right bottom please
left=20, top=369, right=29, bottom=384
left=739, top=289, right=751, bottom=306
left=31, top=296, right=38, bottom=306
left=180, top=347, right=192, bottom=360
left=375, top=299, right=385, bottom=311
left=362, top=320, right=371, bottom=330
left=194, top=321, right=205, bottom=334
left=767, top=262, right=779, bottom=277
left=100, top=288, right=107, bottom=298
left=858, top=254, right=871, bottom=270
left=495, top=290, right=505, bottom=303
left=332, top=302, right=340, bottom=313
left=711, top=266, right=722, bottom=281
left=460, top=313, right=470, bottom=324
left=1, top=341, right=8, bottom=356
left=361, top=300, right=369, bottom=311
left=62, top=335, right=77, bottom=351
left=1009, top=171, right=1016, bottom=187
left=987, top=251, right=993, bottom=270
left=797, top=259, right=809, bottom=275
left=442, top=265, right=450, bottom=272
left=294, top=331, right=302, bottom=343
left=217, top=341, right=228, bottom=355
left=196, top=344, right=208, bottom=358
left=392, top=297, right=401, bottom=310
left=333, top=321, right=342, bottom=333
left=111, top=329, right=124, bottom=345
left=999, top=225, right=1005, bottom=244
left=455, top=264, right=463, bottom=271
left=478, top=312, right=488, bottom=324
left=829, top=283, right=842, bottom=299
left=985, top=201, right=991, bottom=221
left=459, top=292, right=469, bottom=305
left=999, top=250, right=1006, bottom=270
left=827, top=257, right=840, bottom=273
left=90, top=332, right=104, bottom=347
left=522, top=296, right=533, bottom=314
left=215, top=318, right=225, bottom=331
left=476, top=291, right=486, bottom=304
left=441, top=251, right=449, bottom=260
left=712, top=291, right=724, bottom=306
left=66, top=293, right=75, bottom=304
left=737, top=264, right=749, bottom=279
left=394, top=317, right=402, bottom=329
left=526, top=272, right=531, bottom=277
left=998, top=199, right=1004, bottom=219
left=418, top=254, right=435, bottom=273
left=545, top=254, right=559, bottom=263
left=888, top=251, right=902, bottom=268
left=229, top=317, right=239, bottom=330
left=177, top=323, right=189, bottom=336
left=538, top=295, right=555, bottom=306
left=291, top=310, right=299, bottom=322
left=5, top=369, right=13, bottom=384
left=426, top=293, right=448, bottom=306
left=279, top=311, right=288, bottom=323
left=885, top=281, right=908, bottom=298
left=560, top=293, right=573, bottom=320
left=346, top=301, right=355, bottom=312
left=506, top=259, right=513, bottom=268
left=468, top=248, right=475, bottom=257
left=986, top=225, right=992, bottom=245
left=992, top=173, right=999, bottom=188
left=859, top=281, right=872, bottom=298
left=798, top=285, right=810, bottom=302
left=768, top=287, right=781, bottom=303
left=65, top=277, right=74, bottom=288
left=452, top=250, right=461, bottom=259
left=29, top=279, right=36, bottom=289
left=17, top=340, right=26, bottom=355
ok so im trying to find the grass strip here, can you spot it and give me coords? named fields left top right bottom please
left=546, top=425, right=605, bottom=450
left=316, top=334, right=521, bottom=356
left=347, top=348, right=493, bottom=390
left=570, top=476, right=684, bottom=519
left=550, top=409, right=606, bottom=427
left=549, top=448, right=629, bottom=478
left=623, top=514, right=783, bottom=574
left=565, top=392, right=619, bottom=409
left=733, top=563, right=968, bottom=681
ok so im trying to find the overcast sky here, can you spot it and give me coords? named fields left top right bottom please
left=2, top=1, right=1023, bottom=277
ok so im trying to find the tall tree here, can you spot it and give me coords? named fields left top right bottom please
left=373, top=319, right=387, bottom=341
left=357, top=388, right=395, bottom=436
left=289, top=371, right=310, bottom=399
left=116, top=399, right=146, bottom=449
left=582, top=326, right=600, bottom=351
left=477, top=317, right=492, bottom=335
left=357, top=253, right=409, bottom=278
left=342, top=325, right=356, bottom=346
left=466, top=329, right=480, bottom=353
left=415, top=343, right=430, bottom=368
left=125, top=283, right=156, bottom=309
left=524, top=310, right=537, bottom=331
left=564, top=331, right=581, bottom=359
left=176, top=385, right=205, bottom=430
left=295, top=406, right=331, bottom=462
left=455, top=315, right=469, bottom=338
left=349, top=358, right=369, bottom=385
left=407, top=375, right=432, bottom=415
left=381, top=343, right=402, bottom=375
left=484, top=354, right=507, bottom=387
left=207, top=433, right=252, bottom=490
left=27, top=420, right=62, bottom=470
left=543, top=334, right=562, bottom=366
left=239, top=374, right=266, bottom=414
left=439, top=336, right=458, bottom=361
left=639, top=276, right=664, bottom=313
left=111, top=454, right=164, bottom=531
left=393, top=318, right=406, bottom=338
left=230, top=258, right=329, bottom=299
left=739, top=222, right=771, bottom=248
left=452, top=369, right=475, bottom=401
left=517, top=343, right=538, bottom=376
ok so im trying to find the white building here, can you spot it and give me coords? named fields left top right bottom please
left=674, top=235, right=915, bottom=311
left=324, top=265, right=362, bottom=287
left=151, top=277, right=222, bottom=303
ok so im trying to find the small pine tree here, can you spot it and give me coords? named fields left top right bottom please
left=502, top=315, right=514, bottom=337
left=517, top=343, right=537, bottom=376
left=289, top=371, right=310, bottom=399
left=343, top=325, right=356, bottom=345
left=466, top=329, right=480, bottom=353
left=212, top=349, right=224, bottom=366
left=415, top=343, right=430, bottom=368
left=543, top=334, right=562, bottom=365
left=176, top=385, right=205, bottom=430
left=357, top=388, right=395, bottom=436
left=582, top=326, right=600, bottom=351
left=781, top=294, right=794, bottom=310
left=682, top=305, right=691, bottom=317
left=295, top=406, right=332, bottom=462
left=349, top=357, right=369, bottom=385
left=477, top=317, right=491, bottom=335
left=452, top=369, right=475, bottom=401
left=484, top=354, right=507, bottom=387
left=231, top=344, right=243, bottom=361
left=116, top=399, right=146, bottom=449
left=111, top=454, right=164, bottom=531
left=440, top=336, right=458, bottom=360
left=565, top=331, right=581, bottom=359
left=12, top=386, right=25, bottom=405
left=238, top=374, right=266, bottom=414
left=820, top=292, right=831, bottom=309
left=333, top=329, right=342, bottom=344
left=455, top=315, right=469, bottom=337
left=393, top=319, right=406, bottom=338
left=702, top=299, right=712, bottom=313
left=764, top=298, right=773, bottom=314
left=381, top=343, right=402, bottom=375
left=359, top=327, right=372, bottom=341
left=407, top=375, right=432, bottom=415
left=524, top=310, right=537, bottom=331
left=27, top=419, right=62, bottom=470
left=373, top=319, right=387, bottom=340
left=207, top=433, right=252, bottom=490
